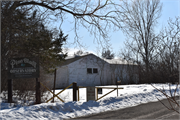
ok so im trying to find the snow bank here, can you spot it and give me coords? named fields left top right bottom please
left=0, top=84, right=179, bottom=120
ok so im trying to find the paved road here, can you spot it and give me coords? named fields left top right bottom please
left=72, top=96, right=180, bottom=119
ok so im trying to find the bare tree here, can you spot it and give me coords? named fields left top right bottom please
left=74, top=50, right=84, bottom=56
left=150, top=17, right=179, bottom=114
left=6, top=0, right=124, bottom=48
left=119, top=0, right=162, bottom=83
left=148, top=17, right=180, bottom=114
left=155, top=17, right=180, bottom=83
left=151, top=83, right=180, bottom=114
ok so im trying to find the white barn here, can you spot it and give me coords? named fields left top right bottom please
left=45, top=54, right=139, bottom=89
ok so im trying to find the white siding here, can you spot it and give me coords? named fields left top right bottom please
left=67, top=55, right=111, bottom=87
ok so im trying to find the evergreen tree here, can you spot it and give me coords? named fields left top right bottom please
left=101, top=49, right=114, bottom=59
left=1, top=1, right=68, bottom=90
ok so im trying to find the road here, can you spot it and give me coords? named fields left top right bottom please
left=72, top=96, right=180, bottom=119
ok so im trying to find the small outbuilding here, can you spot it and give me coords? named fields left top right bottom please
left=45, top=53, right=139, bottom=89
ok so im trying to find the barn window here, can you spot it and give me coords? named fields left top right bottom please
left=93, top=68, right=98, bottom=73
left=87, top=68, right=92, bottom=74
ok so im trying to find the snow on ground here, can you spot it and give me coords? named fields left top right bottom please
left=0, top=84, right=180, bottom=120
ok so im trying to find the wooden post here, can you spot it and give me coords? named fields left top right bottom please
left=36, top=78, right=41, bottom=104
left=78, top=87, right=79, bottom=101
left=117, top=84, right=118, bottom=97
left=117, top=80, right=121, bottom=97
left=116, top=78, right=118, bottom=97
left=73, top=82, right=77, bottom=101
left=96, top=88, right=98, bottom=100
left=8, top=79, right=12, bottom=103
left=52, top=69, right=56, bottom=103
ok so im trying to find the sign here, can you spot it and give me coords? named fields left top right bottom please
left=8, top=57, right=39, bottom=79
left=87, top=87, right=95, bottom=101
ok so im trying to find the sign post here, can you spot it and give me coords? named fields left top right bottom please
left=8, top=57, right=40, bottom=103
left=117, top=80, right=121, bottom=97
left=36, top=78, right=41, bottom=104
left=52, top=69, right=57, bottom=103
left=8, top=79, right=12, bottom=103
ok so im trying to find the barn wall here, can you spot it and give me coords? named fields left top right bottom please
left=67, top=55, right=111, bottom=87
left=56, top=66, right=69, bottom=88
left=110, top=64, right=139, bottom=84
left=110, top=64, right=129, bottom=84
left=44, top=56, right=139, bottom=89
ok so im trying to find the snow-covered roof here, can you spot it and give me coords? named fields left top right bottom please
left=104, top=58, right=137, bottom=65
left=65, top=56, right=75, bottom=60
left=64, top=54, right=137, bottom=65
left=65, top=53, right=90, bottom=60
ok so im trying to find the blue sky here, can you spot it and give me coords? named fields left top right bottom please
left=49, top=0, right=180, bottom=57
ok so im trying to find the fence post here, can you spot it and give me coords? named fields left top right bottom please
left=73, top=82, right=77, bottom=101
left=36, top=78, right=41, bottom=104
left=8, top=79, right=12, bottom=103
left=78, top=87, right=79, bottom=101
left=52, top=68, right=56, bottom=103
left=96, top=87, right=98, bottom=100
left=117, top=81, right=118, bottom=97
